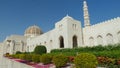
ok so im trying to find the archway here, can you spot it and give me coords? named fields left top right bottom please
left=97, top=35, right=103, bottom=45
left=106, top=33, right=113, bottom=45
left=89, top=37, right=94, bottom=46
left=50, top=40, right=52, bottom=46
left=21, top=41, right=24, bottom=51
left=59, top=36, right=64, bottom=48
left=6, top=44, right=10, bottom=54
left=11, top=40, right=16, bottom=54
left=73, top=35, right=78, bottom=48
left=117, top=31, right=120, bottom=43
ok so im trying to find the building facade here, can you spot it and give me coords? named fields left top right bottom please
left=0, top=1, right=120, bottom=54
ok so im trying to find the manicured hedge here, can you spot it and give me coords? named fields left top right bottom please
left=16, top=51, right=22, bottom=54
left=32, top=54, right=41, bottom=63
left=34, top=45, right=47, bottom=55
left=51, top=44, right=120, bottom=58
left=40, top=54, right=52, bottom=64
left=51, top=44, right=120, bottom=53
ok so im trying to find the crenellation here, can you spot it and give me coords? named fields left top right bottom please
left=89, top=17, right=120, bottom=28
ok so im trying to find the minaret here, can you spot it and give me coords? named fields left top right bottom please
left=83, top=0, right=91, bottom=27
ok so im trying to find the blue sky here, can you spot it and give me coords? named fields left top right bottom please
left=0, top=0, right=120, bottom=42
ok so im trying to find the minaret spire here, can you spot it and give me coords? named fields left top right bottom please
left=83, top=0, right=91, bottom=27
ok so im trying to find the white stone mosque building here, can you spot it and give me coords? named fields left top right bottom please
left=0, top=1, right=120, bottom=54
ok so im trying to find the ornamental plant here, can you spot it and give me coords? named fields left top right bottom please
left=40, top=54, right=52, bottom=64
left=25, top=54, right=32, bottom=62
left=97, top=56, right=115, bottom=67
left=34, top=45, right=47, bottom=55
left=68, top=56, right=74, bottom=63
left=32, top=54, right=41, bottom=63
left=53, top=54, right=69, bottom=68
left=16, top=51, right=22, bottom=54
left=74, top=53, right=98, bottom=68
left=117, top=59, right=120, bottom=65
left=19, top=54, right=26, bottom=60
left=4, top=53, right=10, bottom=57
left=11, top=54, right=20, bottom=58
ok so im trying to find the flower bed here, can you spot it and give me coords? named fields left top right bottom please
left=5, top=44, right=120, bottom=68
left=32, top=63, right=54, bottom=68
left=9, top=58, right=54, bottom=68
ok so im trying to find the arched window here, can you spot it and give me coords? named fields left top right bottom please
left=72, top=24, right=77, bottom=29
left=21, top=41, right=24, bottom=51
left=97, top=35, right=103, bottom=45
left=11, top=40, right=16, bottom=54
left=7, top=44, right=10, bottom=53
left=73, top=35, right=78, bottom=48
left=6, top=40, right=11, bottom=54
left=40, top=43, right=41, bottom=45
left=44, top=41, right=46, bottom=45
left=27, top=46, right=29, bottom=52
left=117, top=31, right=120, bottom=43
left=12, top=41, right=15, bottom=52
left=106, top=33, right=113, bottom=44
left=89, top=37, right=94, bottom=46
left=49, top=40, right=53, bottom=49
left=50, top=40, right=52, bottom=45
left=59, top=36, right=64, bottom=48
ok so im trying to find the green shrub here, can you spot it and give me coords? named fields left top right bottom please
left=25, top=54, right=33, bottom=61
left=32, top=54, right=41, bottom=63
left=16, top=51, right=22, bottom=54
left=51, top=44, right=120, bottom=53
left=40, top=54, right=52, bottom=64
left=53, top=54, right=69, bottom=68
left=34, top=45, right=47, bottom=55
left=93, top=50, right=120, bottom=58
left=13, top=54, right=20, bottom=58
left=74, top=53, right=98, bottom=68
left=23, top=52, right=30, bottom=54
left=51, top=44, right=120, bottom=59
left=19, top=54, right=26, bottom=60
left=11, top=54, right=15, bottom=58
left=4, top=53, right=10, bottom=57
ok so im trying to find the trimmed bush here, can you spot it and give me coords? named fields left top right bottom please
left=25, top=54, right=33, bottom=61
left=34, top=45, right=47, bottom=55
left=12, top=54, right=20, bottom=58
left=32, top=54, right=41, bottom=63
left=53, top=54, right=69, bottom=68
left=40, top=54, right=52, bottom=64
left=4, top=53, right=10, bottom=57
left=74, top=53, right=98, bottom=68
left=23, top=52, right=30, bottom=54
left=19, top=54, right=26, bottom=60
left=16, top=51, right=22, bottom=54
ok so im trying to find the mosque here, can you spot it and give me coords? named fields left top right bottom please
left=0, top=1, right=120, bottom=54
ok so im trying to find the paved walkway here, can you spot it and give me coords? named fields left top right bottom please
left=0, top=54, right=33, bottom=68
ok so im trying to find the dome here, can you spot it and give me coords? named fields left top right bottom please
left=24, top=25, right=43, bottom=37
